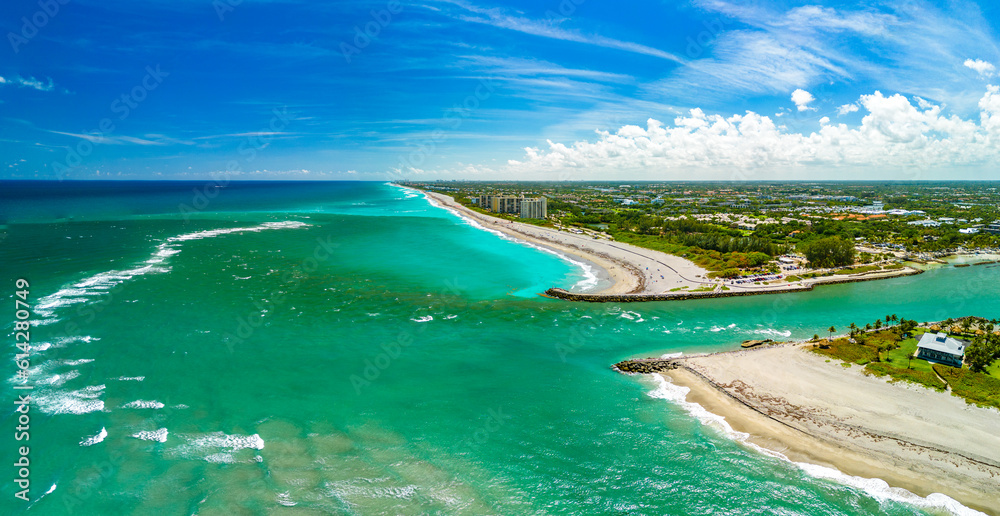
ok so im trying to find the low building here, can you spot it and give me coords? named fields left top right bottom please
left=915, top=332, right=967, bottom=368
left=984, top=223, right=1000, bottom=235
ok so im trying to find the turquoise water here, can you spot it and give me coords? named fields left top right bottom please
left=1, top=181, right=997, bottom=515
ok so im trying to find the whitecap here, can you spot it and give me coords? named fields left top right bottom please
left=168, top=431, right=264, bottom=462
left=35, top=385, right=105, bottom=415
left=121, top=400, right=165, bottom=409
left=277, top=491, right=298, bottom=507
left=115, top=376, right=145, bottom=382
left=180, top=431, right=265, bottom=452
left=411, top=315, right=433, bottom=323
left=753, top=328, right=792, bottom=338
left=38, top=370, right=80, bottom=387
left=203, top=452, right=235, bottom=463
left=80, top=427, right=107, bottom=446
left=33, top=221, right=311, bottom=325
left=132, top=428, right=168, bottom=443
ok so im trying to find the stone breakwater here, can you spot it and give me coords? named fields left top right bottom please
left=548, top=268, right=923, bottom=303
left=613, top=359, right=679, bottom=374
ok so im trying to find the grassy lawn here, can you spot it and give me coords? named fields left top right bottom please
left=813, top=329, right=950, bottom=391
left=864, top=362, right=946, bottom=390
left=833, top=264, right=881, bottom=275
left=984, top=360, right=1000, bottom=380
left=812, top=337, right=878, bottom=365
left=785, top=275, right=802, bottom=282
left=882, top=335, right=936, bottom=374
left=609, top=232, right=780, bottom=274
left=933, top=364, right=1000, bottom=410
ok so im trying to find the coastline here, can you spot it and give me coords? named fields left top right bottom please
left=626, top=345, right=999, bottom=516
left=414, top=187, right=928, bottom=300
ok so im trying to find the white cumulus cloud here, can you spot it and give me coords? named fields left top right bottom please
left=791, top=89, right=816, bottom=111
left=439, top=86, right=1000, bottom=179
left=964, top=59, right=996, bottom=78
left=838, top=103, right=860, bottom=115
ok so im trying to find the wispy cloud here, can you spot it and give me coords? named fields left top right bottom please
left=435, top=0, right=685, bottom=63
left=0, top=75, right=55, bottom=92
left=677, top=0, right=1000, bottom=111
left=48, top=131, right=167, bottom=145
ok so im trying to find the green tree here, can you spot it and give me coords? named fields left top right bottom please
left=799, top=236, right=856, bottom=268
left=964, top=336, right=999, bottom=373
left=828, top=326, right=836, bottom=339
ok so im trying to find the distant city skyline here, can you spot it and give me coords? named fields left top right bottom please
left=2, top=0, right=999, bottom=180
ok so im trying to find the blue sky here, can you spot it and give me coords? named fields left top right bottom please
left=1, top=0, right=999, bottom=180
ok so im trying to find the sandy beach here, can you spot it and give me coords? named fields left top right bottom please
left=660, top=345, right=1000, bottom=515
left=421, top=190, right=923, bottom=298
left=425, top=191, right=709, bottom=295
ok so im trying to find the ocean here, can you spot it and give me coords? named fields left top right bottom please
left=1, top=181, right=997, bottom=515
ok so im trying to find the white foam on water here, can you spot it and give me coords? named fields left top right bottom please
left=411, top=315, right=434, bottom=323
left=63, top=358, right=94, bottom=366
left=753, top=328, right=792, bottom=338
left=619, top=310, right=645, bottom=322
left=277, top=491, right=298, bottom=507
left=121, top=400, right=165, bottom=409
left=80, top=427, right=107, bottom=446
left=38, top=370, right=80, bottom=387
left=35, top=384, right=106, bottom=415
left=132, top=428, right=169, bottom=443
left=167, top=432, right=265, bottom=463
left=203, top=452, right=235, bottom=464
left=645, top=374, right=987, bottom=516
left=33, top=221, right=311, bottom=325
left=660, top=352, right=684, bottom=359
left=179, top=431, right=265, bottom=452
left=24, top=483, right=57, bottom=510
left=116, top=376, right=145, bottom=382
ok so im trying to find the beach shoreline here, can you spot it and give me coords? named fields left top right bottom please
left=415, top=188, right=929, bottom=300
left=624, top=344, right=999, bottom=515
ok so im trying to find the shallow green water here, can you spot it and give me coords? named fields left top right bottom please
left=1, top=181, right=997, bottom=515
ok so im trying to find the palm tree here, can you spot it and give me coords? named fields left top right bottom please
left=865, top=323, right=872, bottom=331
left=891, top=314, right=898, bottom=326
left=828, top=325, right=836, bottom=340
left=874, top=319, right=882, bottom=330
left=907, top=353, right=915, bottom=369
left=849, top=322, right=858, bottom=337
